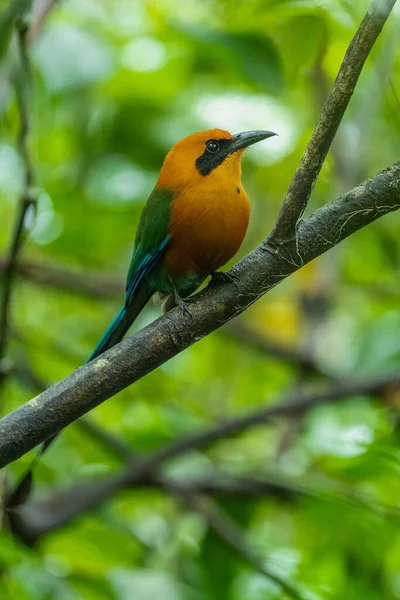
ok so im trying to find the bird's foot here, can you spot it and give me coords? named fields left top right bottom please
left=210, top=271, right=240, bottom=289
left=173, top=287, right=193, bottom=318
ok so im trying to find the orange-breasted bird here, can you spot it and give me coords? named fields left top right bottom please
left=8, top=128, right=276, bottom=508
left=89, top=127, right=276, bottom=359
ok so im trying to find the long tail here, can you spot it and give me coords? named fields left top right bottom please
left=6, top=285, right=152, bottom=511
left=88, top=285, right=152, bottom=361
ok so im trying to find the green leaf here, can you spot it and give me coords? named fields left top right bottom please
left=172, top=24, right=284, bottom=93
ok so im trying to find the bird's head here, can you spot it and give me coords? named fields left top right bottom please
left=156, top=128, right=276, bottom=192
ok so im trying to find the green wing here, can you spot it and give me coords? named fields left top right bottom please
left=125, top=186, right=174, bottom=296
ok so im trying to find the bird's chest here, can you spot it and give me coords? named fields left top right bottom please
left=166, top=186, right=250, bottom=276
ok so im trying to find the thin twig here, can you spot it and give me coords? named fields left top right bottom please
left=270, top=0, right=397, bottom=243
left=124, top=373, right=400, bottom=472
left=0, top=0, right=31, bottom=58
left=0, top=0, right=59, bottom=381
left=8, top=371, right=392, bottom=512
left=0, top=21, right=37, bottom=402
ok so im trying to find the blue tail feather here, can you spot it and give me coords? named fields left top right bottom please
left=88, top=237, right=170, bottom=363
left=87, top=306, right=127, bottom=362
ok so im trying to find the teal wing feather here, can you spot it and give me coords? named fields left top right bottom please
left=125, top=186, right=174, bottom=294
left=88, top=187, right=174, bottom=361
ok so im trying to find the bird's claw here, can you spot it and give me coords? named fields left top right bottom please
left=210, top=271, right=240, bottom=289
left=174, top=287, right=193, bottom=318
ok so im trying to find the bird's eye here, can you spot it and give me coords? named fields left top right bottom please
left=206, top=140, right=219, bottom=153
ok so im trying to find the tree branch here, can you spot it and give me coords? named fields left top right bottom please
left=270, top=0, right=396, bottom=242
left=0, top=159, right=399, bottom=466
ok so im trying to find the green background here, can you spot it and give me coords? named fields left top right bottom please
left=1, top=0, right=400, bottom=598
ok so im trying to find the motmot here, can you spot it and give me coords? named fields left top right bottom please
left=8, top=128, right=276, bottom=508
left=90, top=127, right=276, bottom=358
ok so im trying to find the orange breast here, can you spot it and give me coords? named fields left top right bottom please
left=164, top=184, right=250, bottom=277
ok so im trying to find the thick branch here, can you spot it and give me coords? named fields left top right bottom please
left=1, top=212, right=400, bottom=469
left=270, top=0, right=397, bottom=241
left=0, top=0, right=398, bottom=470
left=0, top=162, right=399, bottom=466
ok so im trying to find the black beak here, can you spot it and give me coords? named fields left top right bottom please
left=229, top=129, right=277, bottom=153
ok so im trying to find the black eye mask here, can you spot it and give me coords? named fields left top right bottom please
left=195, top=138, right=233, bottom=176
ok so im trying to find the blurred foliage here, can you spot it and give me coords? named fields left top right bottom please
left=1, top=0, right=400, bottom=599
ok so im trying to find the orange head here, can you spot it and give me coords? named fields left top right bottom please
left=156, top=128, right=276, bottom=193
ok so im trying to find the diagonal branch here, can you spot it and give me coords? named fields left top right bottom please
left=0, top=0, right=398, bottom=472
left=0, top=160, right=399, bottom=467
left=270, top=0, right=397, bottom=243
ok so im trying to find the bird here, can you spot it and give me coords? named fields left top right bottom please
left=7, top=127, right=276, bottom=509
left=89, top=127, right=277, bottom=358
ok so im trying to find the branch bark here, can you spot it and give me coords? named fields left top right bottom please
left=0, top=160, right=399, bottom=467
